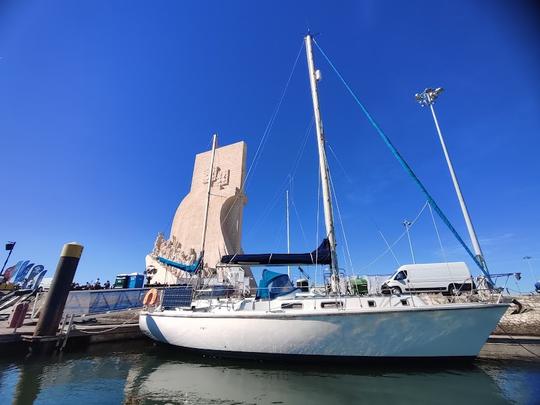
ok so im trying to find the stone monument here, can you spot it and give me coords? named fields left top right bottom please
left=145, top=141, right=255, bottom=289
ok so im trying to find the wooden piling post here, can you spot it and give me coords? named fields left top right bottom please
left=33, top=242, right=83, bottom=338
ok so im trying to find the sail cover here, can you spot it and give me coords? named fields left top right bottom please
left=157, top=255, right=202, bottom=273
left=220, top=238, right=332, bottom=266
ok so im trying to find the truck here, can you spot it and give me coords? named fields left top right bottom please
left=381, top=262, right=474, bottom=295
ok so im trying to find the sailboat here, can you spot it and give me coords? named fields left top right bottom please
left=139, top=34, right=508, bottom=360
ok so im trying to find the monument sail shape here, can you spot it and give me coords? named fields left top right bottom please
left=146, top=139, right=254, bottom=286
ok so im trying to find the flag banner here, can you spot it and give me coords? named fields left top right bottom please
left=10, top=260, right=29, bottom=284
left=2, top=261, right=22, bottom=282
left=14, top=262, right=34, bottom=284
left=22, top=265, right=45, bottom=288
left=30, top=270, right=47, bottom=291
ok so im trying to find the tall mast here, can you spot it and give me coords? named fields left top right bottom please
left=286, top=189, right=291, bottom=278
left=305, top=34, right=340, bottom=292
left=200, top=134, right=218, bottom=257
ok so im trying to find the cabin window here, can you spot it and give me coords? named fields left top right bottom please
left=281, top=302, right=303, bottom=309
left=321, top=301, right=343, bottom=309
left=368, top=300, right=376, bottom=307
left=400, top=299, right=409, bottom=306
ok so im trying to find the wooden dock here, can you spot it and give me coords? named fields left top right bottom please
left=0, top=310, right=143, bottom=350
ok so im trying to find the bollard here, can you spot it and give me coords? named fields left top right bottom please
left=33, top=242, right=83, bottom=338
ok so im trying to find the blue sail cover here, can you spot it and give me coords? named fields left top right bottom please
left=256, top=269, right=297, bottom=299
left=221, top=238, right=332, bottom=266
left=157, top=255, right=202, bottom=274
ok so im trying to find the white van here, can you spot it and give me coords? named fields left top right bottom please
left=381, top=262, right=474, bottom=295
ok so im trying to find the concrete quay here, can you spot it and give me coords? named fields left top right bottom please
left=494, top=295, right=540, bottom=336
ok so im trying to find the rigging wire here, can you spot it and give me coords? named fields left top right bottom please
left=272, top=210, right=288, bottom=250
left=283, top=117, right=314, bottom=251
left=219, top=40, right=305, bottom=233
left=312, top=38, right=493, bottom=285
left=327, top=143, right=354, bottom=184
left=429, top=203, right=448, bottom=264
left=378, top=230, right=401, bottom=267
left=358, top=201, right=429, bottom=273
left=329, top=142, right=404, bottom=270
left=289, top=117, right=315, bottom=181
left=328, top=167, right=355, bottom=275
left=291, top=199, right=309, bottom=249
left=243, top=40, right=305, bottom=192
left=244, top=175, right=291, bottom=239
left=244, top=115, right=313, bottom=239
left=282, top=117, right=315, bottom=252
left=429, top=202, right=454, bottom=280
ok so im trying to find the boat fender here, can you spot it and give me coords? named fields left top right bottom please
left=143, top=288, right=159, bottom=306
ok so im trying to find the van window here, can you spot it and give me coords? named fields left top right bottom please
left=395, top=271, right=407, bottom=281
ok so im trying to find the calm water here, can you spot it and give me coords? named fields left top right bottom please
left=0, top=341, right=539, bottom=405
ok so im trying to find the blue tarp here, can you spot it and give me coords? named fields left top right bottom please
left=256, top=269, right=297, bottom=299
left=157, top=255, right=202, bottom=273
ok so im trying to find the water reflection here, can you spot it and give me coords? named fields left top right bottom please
left=125, top=349, right=510, bottom=405
left=0, top=341, right=538, bottom=404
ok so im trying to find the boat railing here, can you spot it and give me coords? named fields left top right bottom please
left=445, top=274, right=521, bottom=304
left=154, top=277, right=514, bottom=311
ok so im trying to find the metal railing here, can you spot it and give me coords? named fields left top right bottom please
left=63, top=288, right=150, bottom=316
left=32, top=288, right=151, bottom=319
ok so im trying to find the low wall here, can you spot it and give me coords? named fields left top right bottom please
left=494, top=295, right=540, bottom=336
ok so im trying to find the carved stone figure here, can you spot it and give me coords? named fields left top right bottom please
left=153, top=233, right=165, bottom=256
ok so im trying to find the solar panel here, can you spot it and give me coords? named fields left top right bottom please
left=161, top=286, right=193, bottom=309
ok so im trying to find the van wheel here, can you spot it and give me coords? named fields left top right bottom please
left=448, top=284, right=459, bottom=296
left=391, top=287, right=402, bottom=295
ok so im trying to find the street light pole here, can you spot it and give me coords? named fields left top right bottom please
left=403, top=220, right=415, bottom=264
left=416, top=88, right=487, bottom=272
left=0, top=241, right=16, bottom=276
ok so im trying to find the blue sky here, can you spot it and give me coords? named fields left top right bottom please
left=1, top=1, right=539, bottom=290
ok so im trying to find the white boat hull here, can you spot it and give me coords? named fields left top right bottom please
left=139, top=303, right=507, bottom=359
